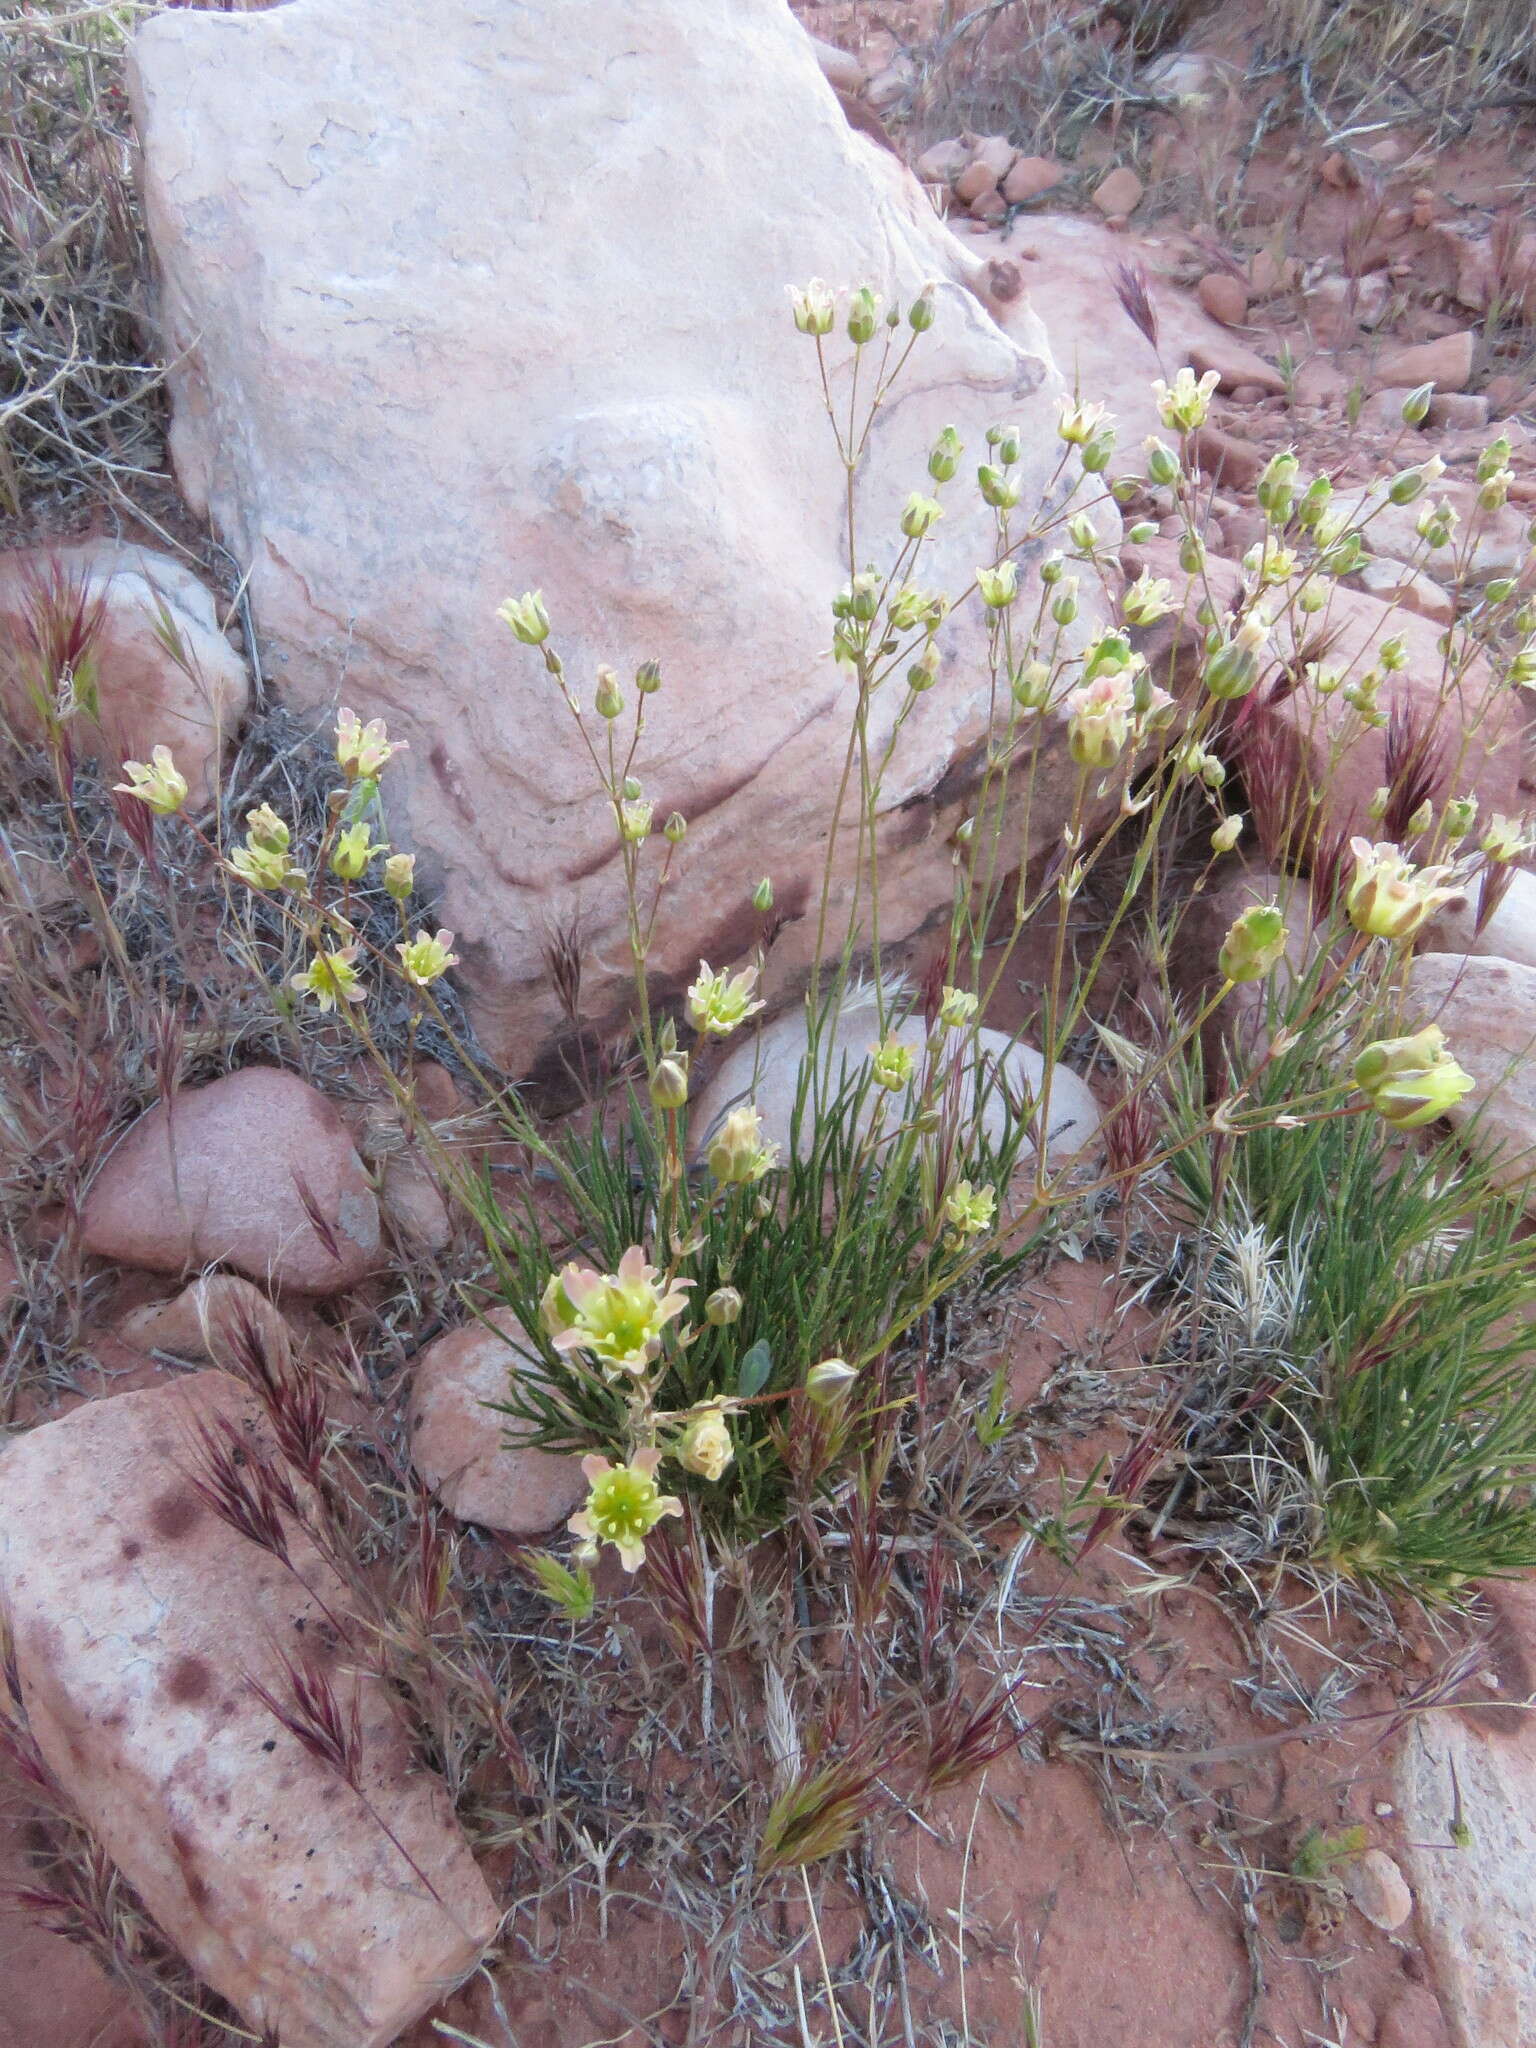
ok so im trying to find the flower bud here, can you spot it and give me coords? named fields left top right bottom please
left=976, top=561, right=1018, bottom=607
left=664, top=811, right=688, bottom=844
left=1387, top=464, right=1430, bottom=506
left=1067, top=511, right=1099, bottom=552
left=907, top=641, right=942, bottom=692
left=1485, top=576, right=1518, bottom=605
left=846, top=285, right=882, bottom=343
left=902, top=492, right=944, bottom=539
left=789, top=279, right=836, bottom=335
left=1218, top=903, right=1289, bottom=983
left=383, top=852, right=416, bottom=901
left=1179, top=531, right=1207, bottom=575
left=1477, top=435, right=1513, bottom=485
left=805, top=1357, right=858, bottom=1406
left=677, top=1403, right=734, bottom=1482
left=977, top=464, right=1022, bottom=510
left=594, top=666, right=624, bottom=719
left=928, top=427, right=963, bottom=483
left=993, top=424, right=1022, bottom=464
left=1400, top=382, right=1434, bottom=427
left=619, top=798, right=653, bottom=842
left=649, top=1056, right=690, bottom=1111
left=1255, top=450, right=1299, bottom=519
left=1367, top=786, right=1390, bottom=823
left=1039, top=552, right=1066, bottom=585
left=1211, top=813, right=1244, bottom=854
left=1203, top=640, right=1259, bottom=701
left=1354, top=1024, right=1475, bottom=1130
left=1050, top=577, right=1079, bottom=626
left=1441, top=795, right=1477, bottom=841
left=1406, top=799, right=1434, bottom=838
left=1296, top=475, right=1335, bottom=529
left=635, top=659, right=663, bottom=694
left=1081, top=429, right=1116, bottom=474
left=849, top=571, right=881, bottom=622
left=498, top=590, right=551, bottom=644
left=752, top=876, right=774, bottom=912
left=938, top=985, right=979, bottom=1029
left=908, top=288, right=937, bottom=332
left=705, top=1286, right=743, bottom=1326
left=707, top=1104, right=778, bottom=1184
left=1144, top=436, right=1181, bottom=487
left=329, top=820, right=380, bottom=882
left=1127, top=521, right=1159, bottom=545
left=1378, top=635, right=1408, bottom=673
left=1011, top=660, right=1052, bottom=710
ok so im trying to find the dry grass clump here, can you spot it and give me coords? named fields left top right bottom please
left=0, top=3, right=166, bottom=524
left=1263, top=0, right=1536, bottom=136
left=905, top=0, right=1210, bottom=160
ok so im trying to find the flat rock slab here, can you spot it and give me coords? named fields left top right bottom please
left=83, top=1067, right=383, bottom=1294
left=1395, top=1709, right=1536, bottom=2047
left=127, top=0, right=1095, bottom=1071
left=0, top=1373, right=497, bottom=2047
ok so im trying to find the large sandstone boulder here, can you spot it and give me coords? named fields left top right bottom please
left=0, top=1373, right=497, bottom=2048
left=126, top=0, right=1103, bottom=1072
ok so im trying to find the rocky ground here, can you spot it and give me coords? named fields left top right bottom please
left=2, top=1, right=1536, bottom=2045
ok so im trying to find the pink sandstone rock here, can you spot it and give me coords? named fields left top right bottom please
left=1091, top=166, right=1143, bottom=217
left=0, top=1372, right=498, bottom=2048
left=410, top=1309, right=587, bottom=1534
left=115, top=1269, right=304, bottom=1371
left=0, top=541, right=247, bottom=809
left=84, top=1067, right=384, bottom=1295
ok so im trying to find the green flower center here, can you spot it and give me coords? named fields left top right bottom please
left=579, top=1277, right=665, bottom=1361
left=590, top=1468, right=662, bottom=1542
